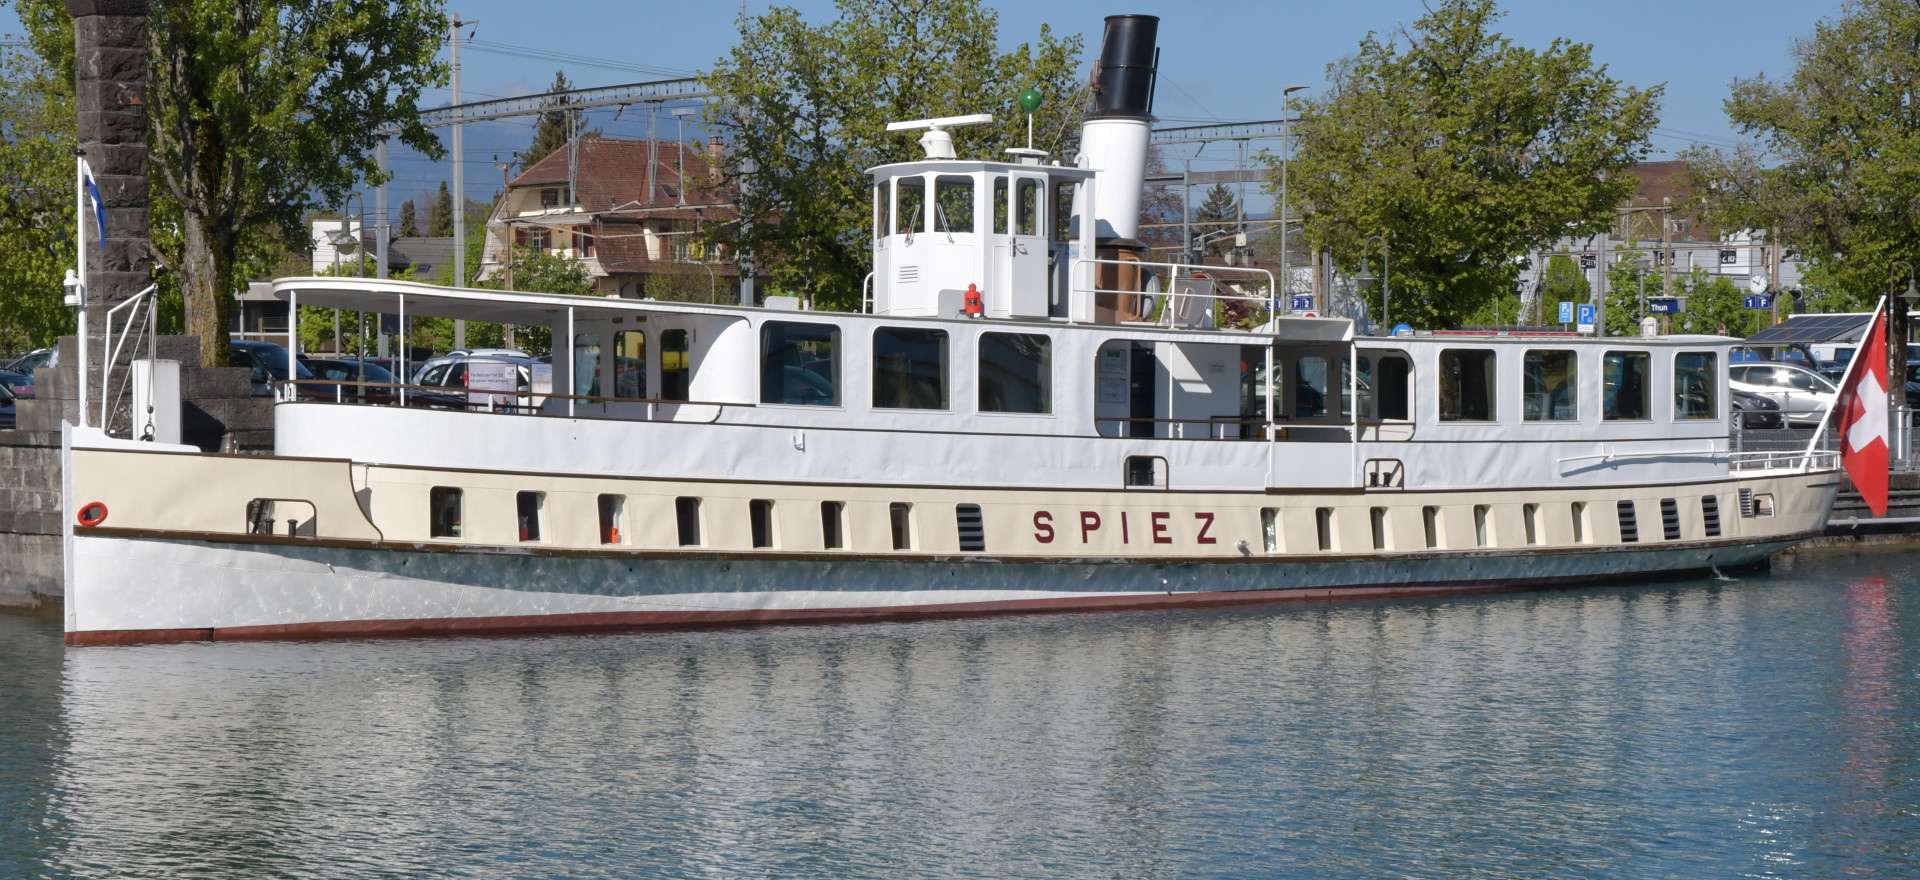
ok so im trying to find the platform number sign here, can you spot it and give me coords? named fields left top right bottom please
left=1289, top=295, right=1315, bottom=311
left=1576, top=303, right=1596, bottom=333
left=1557, top=301, right=1574, bottom=324
left=1743, top=293, right=1773, bottom=311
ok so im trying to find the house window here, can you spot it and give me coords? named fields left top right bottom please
left=661, top=329, right=691, bottom=401
left=1439, top=349, right=1496, bottom=421
left=1603, top=351, right=1650, bottom=420
left=760, top=321, right=840, bottom=406
left=979, top=332, right=1050, bottom=413
left=675, top=497, right=702, bottom=546
left=430, top=487, right=463, bottom=539
left=613, top=330, right=646, bottom=399
left=1523, top=350, right=1577, bottom=421
left=750, top=499, right=776, bottom=549
left=540, top=187, right=568, bottom=208
left=516, top=491, right=544, bottom=542
left=821, top=501, right=845, bottom=550
left=889, top=502, right=914, bottom=550
left=873, top=327, right=948, bottom=410
left=1674, top=352, right=1718, bottom=420
left=526, top=227, right=551, bottom=251
left=598, top=494, right=625, bottom=545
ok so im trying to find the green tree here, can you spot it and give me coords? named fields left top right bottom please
left=17, top=0, right=448, bottom=367
left=1536, top=255, right=1590, bottom=324
left=0, top=43, right=76, bottom=352
left=1678, top=270, right=1761, bottom=338
left=1191, top=183, right=1238, bottom=255
left=1271, top=0, right=1660, bottom=329
left=1684, top=0, right=1920, bottom=309
left=520, top=70, right=600, bottom=168
left=427, top=182, right=454, bottom=237
left=703, top=0, right=1084, bottom=310
left=398, top=199, right=419, bottom=237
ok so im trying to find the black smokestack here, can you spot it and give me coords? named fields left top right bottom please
left=1090, top=14, right=1159, bottom=119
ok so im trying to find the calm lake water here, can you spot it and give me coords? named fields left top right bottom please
left=2, top=550, right=1917, bottom=879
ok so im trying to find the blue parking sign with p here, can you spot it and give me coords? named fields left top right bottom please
left=1576, top=304, right=1596, bottom=329
left=1558, top=301, right=1573, bottom=323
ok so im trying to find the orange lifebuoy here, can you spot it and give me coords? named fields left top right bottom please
left=77, top=502, right=108, bottom=527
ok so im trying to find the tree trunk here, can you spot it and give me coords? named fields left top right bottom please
left=180, top=210, right=232, bottom=368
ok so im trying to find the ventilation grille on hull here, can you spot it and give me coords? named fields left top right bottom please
left=956, top=503, right=985, bottom=552
left=1617, top=500, right=1639, bottom=543
left=1661, top=497, right=1681, bottom=541
left=1703, top=495, right=1722, bottom=537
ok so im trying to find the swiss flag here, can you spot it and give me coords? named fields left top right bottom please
left=1835, top=299, right=1890, bottom=515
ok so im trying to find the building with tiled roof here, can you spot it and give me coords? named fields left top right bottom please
left=479, top=136, right=742, bottom=300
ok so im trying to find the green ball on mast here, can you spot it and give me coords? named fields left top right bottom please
left=1017, top=89, right=1043, bottom=150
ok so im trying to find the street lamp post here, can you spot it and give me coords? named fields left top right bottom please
left=1360, top=235, right=1390, bottom=333
left=1279, top=85, right=1309, bottom=315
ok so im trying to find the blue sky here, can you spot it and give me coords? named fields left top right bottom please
left=4, top=0, right=1844, bottom=215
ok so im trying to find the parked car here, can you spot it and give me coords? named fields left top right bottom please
left=0, top=383, right=14, bottom=430
left=230, top=340, right=334, bottom=399
left=300, top=357, right=466, bottom=408
left=5, top=346, right=55, bottom=375
left=1729, top=363, right=1837, bottom=427
left=412, top=349, right=534, bottom=410
left=0, top=368, right=33, bottom=399
left=1730, top=389, right=1785, bottom=429
left=1814, top=360, right=1849, bottom=384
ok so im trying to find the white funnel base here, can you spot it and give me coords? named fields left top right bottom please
left=1080, top=117, right=1150, bottom=242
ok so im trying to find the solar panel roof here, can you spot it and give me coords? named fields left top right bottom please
left=1742, top=313, right=1872, bottom=344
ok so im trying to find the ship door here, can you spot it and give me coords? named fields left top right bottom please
left=996, top=171, right=1047, bottom=318
left=1128, top=341, right=1159, bottom=438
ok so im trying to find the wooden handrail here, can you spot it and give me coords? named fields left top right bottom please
left=278, top=378, right=754, bottom=409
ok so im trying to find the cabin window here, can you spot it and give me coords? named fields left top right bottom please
left=1438, top=349, right=1496, bottom=421
left=430, top=487, right=463, bottom=539
left=1370, top=507, right=1388, bottom=550
left=955, top=503, right=986, bottom=551
left=1261, top=508, right=1279, bottom=552
left=1014, top=178, right=1039, bottom=236
left=1473, top=504, right=1492, bottom=547
left=516, top=491, right=544, bottom=542
left=935, top=175, right=974, bottom=235
left=1315, top=508, right=1334, bottom=551
left=598, top=494, right=625, bottom=545
left=750, top=499, right=776, bottom=549
left=1051, top=181, right=1077, bottom=242
left=894, top=177, right=926, bottom=235
left=1603, top=351, right=1650, bottom=420
left=872, top=184, right=884, bottom=239
left=1296, top=356, right=1341, bottom=418
left=675, top=497, right=702, bottom=546
left=1674, top=351, right=1717, bottom=420
left=1522, top=350, right=1578, bottom=421
left=992, top=176, right=1009, bottom=235
left=1571, top=501, right=1588, bottom=544
left=1376, top=355, right=1410, bottom=420
left=760, top=321, right=841, bottom=406
left=1241, top=346, right=1279, bottom=425
left=612, top=330, right=646, bottom=399
left=1523, top=503, right=1540, bottom=545
left=821, top=501, right=846, bottom=550
left=979, top=332, right=1051, bottom=413
left=873, top=327, right=949, bottom=410
left=661, top=329, right=691, bottom=401
left=573, top=333, right=601, bottom=397
left=889, top=502, right=914, bottom=550
left=1422, top=505, right=1441, bottom=549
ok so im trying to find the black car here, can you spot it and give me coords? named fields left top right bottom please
left=0, top=368, right=32, bottom=399
left=1731, top=389, right=1785, bottom=429
left=231, top=340, right=334, bottom=399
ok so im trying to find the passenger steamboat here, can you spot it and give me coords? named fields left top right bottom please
left=59, top=15, right=1841, bottom=645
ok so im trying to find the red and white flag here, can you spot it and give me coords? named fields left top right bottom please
left=1834, top=298, right=1890, bottom=515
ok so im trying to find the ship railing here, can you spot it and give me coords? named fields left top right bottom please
left=1068, top=258, right=1281, bottom=327
left=275, top=379, right=751, bottom=424
left=1728, top=449, right=1839, bottom=474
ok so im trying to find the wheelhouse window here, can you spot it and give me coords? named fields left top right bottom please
left=1674, top=351, right=1718, bottom=420
left=992, top=176, right=1009, bottom=235
left=661, top=329, right=691, bottom=401
left=979, top=332, right=1051, bottom=414
left=873, top=327, right=949, bottom=410
left=1603, top=351, right=1650, bottom=420
left=1296, top=356, right=1333, bottom=418
left=894, top=177, right=926, bottom=235
left=1051, top=181, right=1077, bottom=242
left=612, top=330, right=646, bottom=399
left=429, top=487, right=462, bottom=539
left=1014, top=178, right=1039, bottom=236
left=1523, top=350, right=1577, bottom=421
left=1438, top=349, right=1496, bottom=421
left=935, top=175, right=974, bottom=235
left=760, top=321, right=841, bottom=406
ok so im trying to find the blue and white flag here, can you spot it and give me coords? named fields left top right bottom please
left=80, top=157, right=105, bottom=251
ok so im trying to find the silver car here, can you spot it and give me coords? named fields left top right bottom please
left=1728, top=363, right=1837, bottom=427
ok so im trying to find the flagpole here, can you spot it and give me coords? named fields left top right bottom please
left=1802, top=294, right=1888, bottom=467
left=75, top=151, right=88, bottom=430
